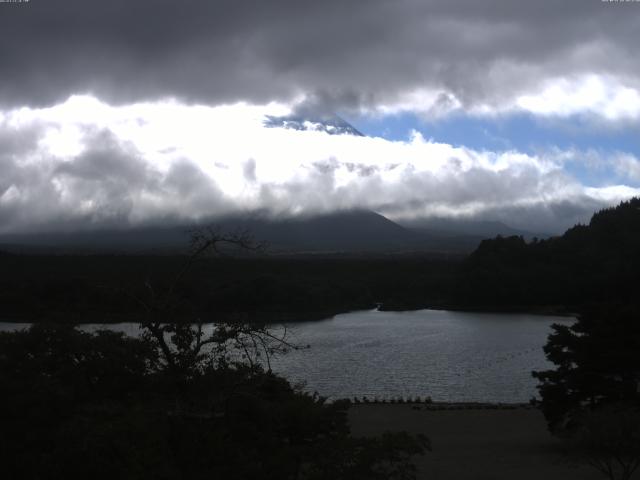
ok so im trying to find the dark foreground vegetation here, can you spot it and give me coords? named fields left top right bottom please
left=533, top=303, right=640, bottom=480
left=3, top=199, right=640, bottom=479
left=1, top=230, right=429, bottom=480
left=0, top=324, right=429, bottom=480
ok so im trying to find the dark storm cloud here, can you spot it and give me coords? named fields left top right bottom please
left=1, top=0, right=637, bottom=109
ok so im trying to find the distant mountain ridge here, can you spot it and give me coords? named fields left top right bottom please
left=399, top=217, right=548, bottom=240
left=217, top=210, right=417, bottom=252
left=0, top=210, right=521, bottom=255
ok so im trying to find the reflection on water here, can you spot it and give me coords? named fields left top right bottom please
left=269, top=309, right=573, bottom=403
left=0, top=309, right=573, bottom=403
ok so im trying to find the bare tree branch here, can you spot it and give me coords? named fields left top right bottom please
left=122, top=224, right=298, bottom=380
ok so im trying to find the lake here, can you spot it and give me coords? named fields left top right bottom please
left=0, top=309, right=573, bottom=403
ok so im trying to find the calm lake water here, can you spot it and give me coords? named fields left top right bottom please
left=0, top=309, right=573, bottom=403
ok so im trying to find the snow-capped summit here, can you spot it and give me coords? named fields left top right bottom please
left=264, top=113, right=364, bottom=136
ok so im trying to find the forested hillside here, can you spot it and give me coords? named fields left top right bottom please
left=456, top=198, right=640, bottom=310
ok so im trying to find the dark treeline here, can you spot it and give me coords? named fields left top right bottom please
left=2, top=198, right=640, bottom=323
left=0, top=254, right=459, bottom=323
left=456, top=197, right=640, bottom=311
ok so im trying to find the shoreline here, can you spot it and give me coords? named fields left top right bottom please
left=343, top=400, right=537, bottom=410
left=0, top=303, right=578, bottom=324
left=379, top=303, right=578, bottom=318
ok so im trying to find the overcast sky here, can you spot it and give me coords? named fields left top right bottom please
left=1, top=0, right=639, bottom=234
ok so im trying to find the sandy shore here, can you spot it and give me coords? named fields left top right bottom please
left=349, top=404, right=607, bottom=480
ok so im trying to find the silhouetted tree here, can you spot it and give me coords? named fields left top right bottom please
left=124, top=226, right=296, bottom=378
left=533, top=306, right=640, bottom=432
left=0, top=226, right=430, bottom=480
left=533, top=306, right=640, bottom=479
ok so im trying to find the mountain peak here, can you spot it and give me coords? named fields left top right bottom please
left=264, top=113, right=364, bottom=137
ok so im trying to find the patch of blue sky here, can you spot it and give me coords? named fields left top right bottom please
left=344, top=111, right=640, bottom=187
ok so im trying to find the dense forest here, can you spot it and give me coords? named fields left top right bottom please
left=0, top=254, right=458, bottom=323
left=1, top=198, right=640, bottom=323
left=456, top=197, right=640, bottom=311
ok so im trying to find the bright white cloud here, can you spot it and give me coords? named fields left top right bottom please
left=1, top=96, right=639, bottom=235
left=613, top=153, right=640, bottom=182
left=374, top=74, right=640, bottom=122
left=516, top=75, right=640, bottom=120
